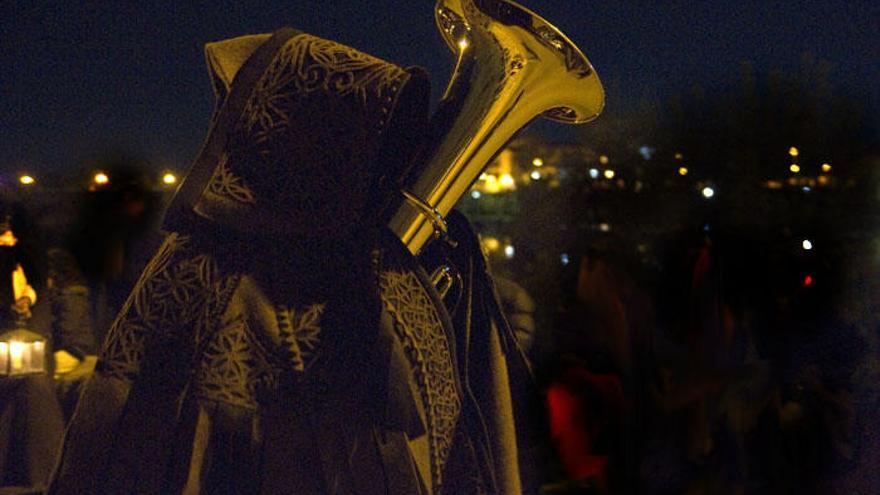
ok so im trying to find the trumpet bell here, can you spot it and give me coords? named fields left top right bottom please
left=435, top=0, right=603, bottom=123
left=389, top=0, right=604, bottom=255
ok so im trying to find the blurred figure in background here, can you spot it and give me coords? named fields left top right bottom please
left=542, top=253, right=652, bottom=494
left=494, top=276, right=537, bottom=354
left=66, top=159, right=164, bottom=347
left=0, top=204, right=64, bottom=491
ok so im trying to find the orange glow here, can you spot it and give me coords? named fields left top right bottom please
left=0, top=230, right=17, bottom=247
left=19, top=175, right=35, bottom=185
left=93, top=172, right=109, bottom=185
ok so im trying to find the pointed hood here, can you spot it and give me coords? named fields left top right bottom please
left=165, top=28, right=430, bottom=239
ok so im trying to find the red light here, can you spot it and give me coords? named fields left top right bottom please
left=803, top=275, right=814, bottom=287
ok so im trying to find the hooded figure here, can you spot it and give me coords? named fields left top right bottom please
left=49, top=28, right=531, bottom=495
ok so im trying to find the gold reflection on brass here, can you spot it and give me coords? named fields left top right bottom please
left=389, top=0, right=604, bottom=255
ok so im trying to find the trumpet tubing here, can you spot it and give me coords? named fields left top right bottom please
left=389, top=0, right=604, bottom=255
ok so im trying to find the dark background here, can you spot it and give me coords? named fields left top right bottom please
left=2, top=0, right=877, bottom=176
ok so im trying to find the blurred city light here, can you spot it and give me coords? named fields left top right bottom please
left=532, top=157, right=544, bottom=167
left=530, top=170, right=541, bottom=180
left=598, top=222, right=611, bottom=232
left=802, top=186, right=811, bottom=193
left=599, top=155, right=609, bottom=165
left=470, top=190, right=481, bottom=199
left=603, top=169, right=615, bottom=179
left=678, top=167, right=688, bottom=176
left=457, top=38, right=469, bottom=50
left=639, top=146, right=655, bottom=160
left=789, top=164, right=801, bottom=173
left=702, top=186, right=715, bottom=198
left=504, top=244, right=515, bottom=259
left=589, top=168, right=599, bottom=179
left=18, top=175, right=35, bottom=185
left=803, top=274, right=814, bottom=287
left=162, top=172, right=177, bottom=185
left=499, top=173, right=515, bottom=187
left=789, top=146, right=799, bottom=157
left=821, top=163, right=832, bottom=173
left=674, top=152, right=684, bottom=160
left=802, top=239, right=813, bottom=250
left=93, top=172, right=109, bottom=185
left=561, top=253, right=570, bottom=266
left=482, top=236, right=500, bottom=252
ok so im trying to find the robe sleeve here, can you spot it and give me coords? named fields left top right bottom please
left=48, top=232, right=235, bottom=494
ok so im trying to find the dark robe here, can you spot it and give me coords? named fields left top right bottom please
left=48, top=28, right=532, bottom=494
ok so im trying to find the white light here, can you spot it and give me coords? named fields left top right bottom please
left=94, top=172, right=109, bottom=185
left=470, top=190, right=481, bottom=199
left=457, top=38, right=469, bottom=50
left=530, top=170, right=541, bottom=180
left=9, top=341, right=25, bottom=372
left=504, top=245, right=515, bottom=259
left=702, top=186, right=715, bottom=198
left=561, top=253, right=570, bottom=266
left=589, top=168, right=599, bottom=179
left=162, top=173, right=177, bottom=185
left=802, top=186, right=811, bottom=193
left=802, top=239, right=813, bottom=250
left=599, top=223, right=611, bottom=232
left=19, top=175, right=35, bottom=185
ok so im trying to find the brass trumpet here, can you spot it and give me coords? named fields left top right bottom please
left=389, top=0, right=604, bottom=256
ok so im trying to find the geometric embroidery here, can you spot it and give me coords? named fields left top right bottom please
left=379, top=268, right=460, bottom=489
left=196, top=316, right=279, bottom=410
left=99, top=233, right=237, bottom=381
left=276, top=303, right=325, bottom=372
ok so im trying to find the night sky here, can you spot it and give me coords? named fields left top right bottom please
left=2, top=0, right=877, bottom=177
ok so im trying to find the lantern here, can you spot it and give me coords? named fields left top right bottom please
left=0, top=329, right=46, bottom=376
